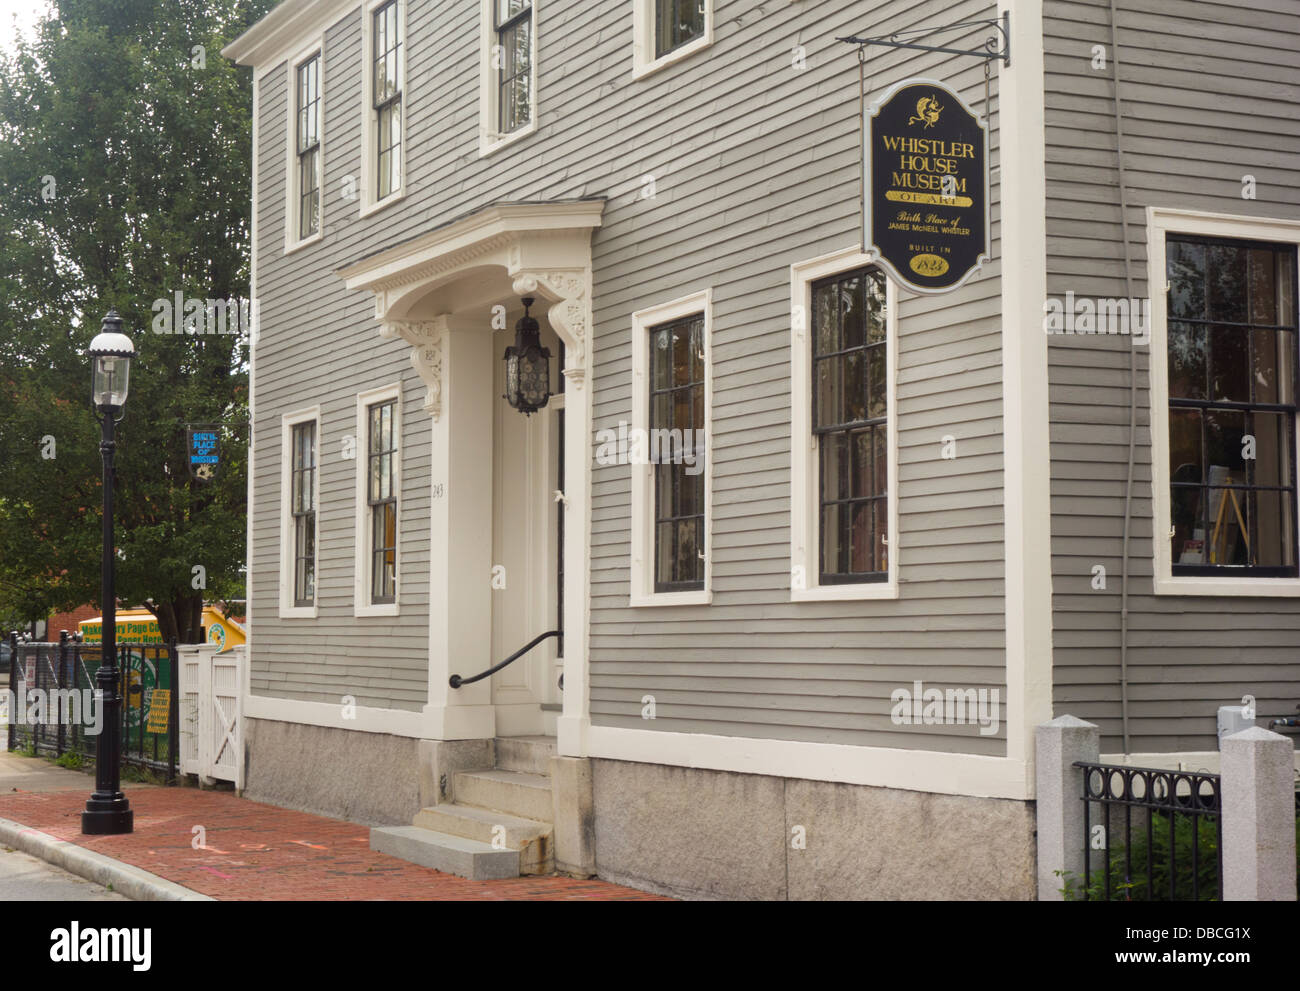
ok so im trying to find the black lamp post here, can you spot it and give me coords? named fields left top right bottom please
left=503, top=297, right=551, bottom=415
left=82, top=310, right=135, bottom=836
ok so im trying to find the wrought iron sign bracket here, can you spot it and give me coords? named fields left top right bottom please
left=836, top=12, right=1010, bottom=68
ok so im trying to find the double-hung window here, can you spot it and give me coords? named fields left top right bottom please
left=650, top=313, right=706, bottom=592
left=296, top=54, right=321, bottom=240
left=790, top=249, right=898, bottom=601
left=480, top=0, right=536, bottom=154
left=812, top=267, right=889, bottom=584
left=364, top=0, right=403, bottom=207
left=496, top=1, right=532, bottom=134
left=290, top=420, right=318, bottom=609
left=354, top=386, right=401, bottom=615
left=367, top=400, right=399, bottom=603
left=630, top=290, right=712, bottom=606
left=1166, top=234, right=1298, bottom=576
left=633, top=0, right=713, bottom=78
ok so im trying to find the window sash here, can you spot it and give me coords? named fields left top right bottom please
left=373, top=1, right=402, bottom=199
left=811, top=268, right=889, bottom=583
left=655, top=0, right=705, bottom=59
left=649, top=314, right=705, bottom=592
left=366, top=401, right=398, bottom=603
left=291, top=422, right=317, bottom=606
left=1167, top=233, right=1299, bottom=577
left=296, top=55, right=321, bottom=239
left=496, top=4, right=532, bottom=134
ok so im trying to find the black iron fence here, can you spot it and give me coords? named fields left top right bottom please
left=4, top=631, right=178, bottom=782
left=1072, top=761, right=1223, bottom=901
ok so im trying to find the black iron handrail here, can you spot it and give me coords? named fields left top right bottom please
left=449, top=630, right=559, bottom=689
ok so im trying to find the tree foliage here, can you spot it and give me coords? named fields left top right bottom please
left=0, top=0, right=276, bottom=642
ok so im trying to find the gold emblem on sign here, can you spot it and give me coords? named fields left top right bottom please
left=908, top=95, right=943, bottom=129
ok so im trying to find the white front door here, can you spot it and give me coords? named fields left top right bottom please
left=490, top=318, right=563, bottom=736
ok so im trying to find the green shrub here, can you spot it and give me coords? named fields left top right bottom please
left=1060, top=808, right=1300, bottom=901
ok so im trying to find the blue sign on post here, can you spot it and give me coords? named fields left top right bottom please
left=186, top=425, right=220, bottom=482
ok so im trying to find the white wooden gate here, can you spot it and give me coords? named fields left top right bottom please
left=179, top=643, right=245, bottom=788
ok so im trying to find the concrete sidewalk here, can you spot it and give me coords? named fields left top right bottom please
left=0, top=754, right=666, bottom=901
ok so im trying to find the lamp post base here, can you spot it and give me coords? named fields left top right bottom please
left=81, top=797, right=134, bottom=835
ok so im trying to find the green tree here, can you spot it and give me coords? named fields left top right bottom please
left=0, top=0, right=275, bottom=642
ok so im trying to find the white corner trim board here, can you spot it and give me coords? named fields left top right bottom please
left=997, top=0, right=1054, bottom=786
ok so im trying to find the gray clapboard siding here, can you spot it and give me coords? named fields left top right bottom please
left=1044, top=0, right=1300, bottom=751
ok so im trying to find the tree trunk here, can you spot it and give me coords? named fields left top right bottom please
left=147, top=593, right=206, bottom=644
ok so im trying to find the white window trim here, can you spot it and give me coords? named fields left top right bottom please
left=629, top=288, right=713, bottom=607
left=280, top=405, right=322, bottom=619
left=284, top=38, right=325, bottom=255
left=632, top=0, right=714, bottom=80
left=789, top=247, right=900, bottom=602
left=354, top=384, right=403, bottom=617
left=359, top=0, right=408, bottom=218
left=478, top=0, right=538, bottom=158
left=1149, top=206, right=1300, bottom=597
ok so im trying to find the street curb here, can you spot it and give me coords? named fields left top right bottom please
left=0, top=815, right=214, bottom=901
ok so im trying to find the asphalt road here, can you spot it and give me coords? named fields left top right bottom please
left=0, top=847, right=127, bottom=901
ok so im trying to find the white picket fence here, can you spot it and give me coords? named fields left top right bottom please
left=178, top=643, right=245, bottom=789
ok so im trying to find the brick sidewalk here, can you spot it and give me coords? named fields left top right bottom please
left=0, top=786, right=668, bottom=900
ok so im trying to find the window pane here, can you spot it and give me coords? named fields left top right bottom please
left=851, top=429, right=871, bottom=500
left=867, top=344, right=886, bottom=419
left=1205, top=409, right=1246, bottom=476
left=1168, top=322, right=1206, bottom=400
left=1209, top=324, right=1249, bottom=402
left=814, top=356, right=842, bottom=430
left=1205, top=485, right=1248, bottom=565
left=840, top=275, right=863, bottom=349
left=1251, top=329, right=1292, bottom=405
left=866, top=271, right=887, bottom=344
left=1169, top=408, right=1202, bottom=483
left=1250, top=487, right=1295, bottom=567
left=849, top=503, right=871, bottom=573
left=821, top=433, right=848, bottom=502
left=814, top=281, right=837, bottom=355
left=1168, top=239, right=1206, bottom=321
left=1207, top=242, right=1248, bottom=323
left=1248, top=412, right=1290, bottom=488
left=821, top=505, right=843, bottom=576
left=844, top=351, right=865, bottom=422
left=872, top=424, right=888, bottom=496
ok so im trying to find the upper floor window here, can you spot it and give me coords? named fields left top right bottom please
left=1166, top=234, right=1298, bottom=577
left=632, top=0, right=713, bottom=79
left=479, top=0, right=536, bottom=154
left=496, top=1, right=532, bottom=133
left=373, top=0, right=402, bottom=201
left=655, top=0, right=704, bottom=58
left=790, top=249, right=898, bottom=602
left=295, top=53, right=321, bottom=240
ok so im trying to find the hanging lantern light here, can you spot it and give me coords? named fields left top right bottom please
left=503, top=296, right=551, bottom=415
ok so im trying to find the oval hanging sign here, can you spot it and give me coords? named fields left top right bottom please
left=864, top=77, right=991, bottom=295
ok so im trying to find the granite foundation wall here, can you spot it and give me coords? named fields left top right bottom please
left=591, top=759, right=1037, bottom=900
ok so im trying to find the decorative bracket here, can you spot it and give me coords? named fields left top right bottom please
left=379, top=317, right=446, bottom=420
left=510, top=268, right=592, bottom=391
